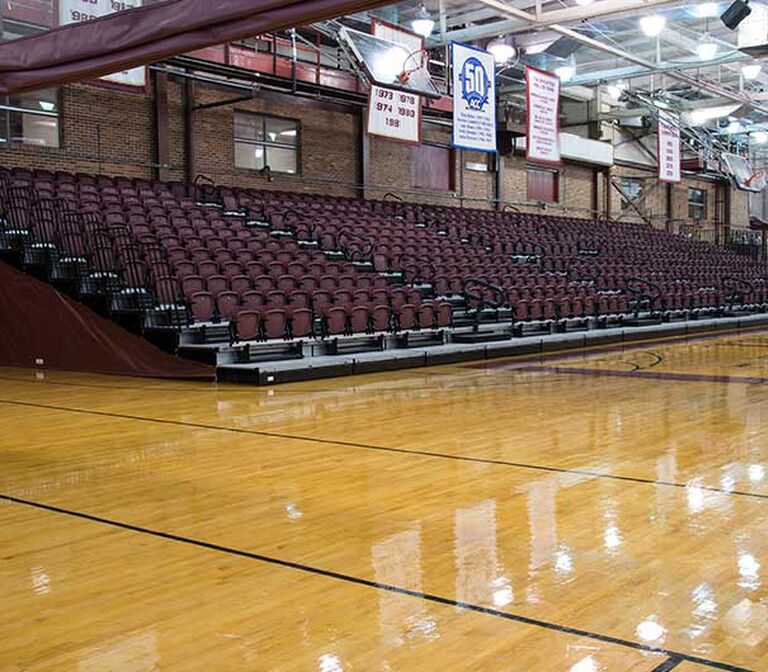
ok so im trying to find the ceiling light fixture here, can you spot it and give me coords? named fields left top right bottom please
left=640, top=14, right=666, bottom=37
left=606, top=80, right=627, bottom=100
left=411, top=5, right=435, bottom=38
left=742, top=62, right=762, bottom=79
left=694, top=2, right=720, bottom=18
left=752, top=130, right=768, bottom=143
left=554, top=64, right=576, bottom=81
left=697, top=34, right=719, bottom=60
left=488, top=36, right=516, bottom=63
left=727, top=119, right=742, bottom=133
left=574, top=0, right=594, bottom=5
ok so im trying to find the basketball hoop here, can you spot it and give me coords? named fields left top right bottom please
left=397, top=48, right=429, bottom=84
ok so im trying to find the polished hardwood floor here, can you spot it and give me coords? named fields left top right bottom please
left=1, top=329, right=767, bottom=671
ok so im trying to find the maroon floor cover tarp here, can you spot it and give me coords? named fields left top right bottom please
left=0, top=262, right=213, bottom=379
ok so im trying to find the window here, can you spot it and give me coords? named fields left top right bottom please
left=527, top=167, right=559, bottom=203
left=620, top=178, right=643, bottom=211
left=688, top=187, right=708, bottom=220
left=0, top=89, right=60, bottom=148
left=234, top=112, right=299, bottom=174
left=411, top=144, right=454, bottom=191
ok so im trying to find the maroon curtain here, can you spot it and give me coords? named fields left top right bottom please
left=0, top=262, right=213, bottom=379
left=0, top=0, right=393, bottom=95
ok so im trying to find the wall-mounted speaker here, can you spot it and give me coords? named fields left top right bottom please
left=721, top=0, right=751, bottom=30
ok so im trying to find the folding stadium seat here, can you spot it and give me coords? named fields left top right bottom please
left=252, top=275, right=274, bottom=293
left=241, top=290, right=266, bottom=311
left=277, top=274, right=297, bottom=292
left=216, top=291, right=240, bottom=320
left=300, top=275, right=319, bottom=292
left=206, top=275, right=228, bottom=297
left=267, top=290, right=287, bottom=308
left=181, top=275, right=205, bottom=299
left=190, top=292, right=215, bottom=322
left=396, top=304, right=417, bottom=331
left=312, top=290, right=332, bottom=313
left=370, top=304, right=391, bottom=332
left=220, top=261, right=242, bottom=279
left=233, top=310, right=261, bottom=342
left=290, top=308, right=314, bottom=339
left=319, top=275, right=337, bottom=291
left=349, top=305, right=370, bottom=333
left=324, top=306, right=348, bottom=336
left=434, top=302, right=452, bottom=328
left=417, top=303, right=435, bottom=330
left=229, top=275, right=251, bottom=295
left=262, top=309, right=288, bottom=340
left=288, top=290, right=310, bottom=309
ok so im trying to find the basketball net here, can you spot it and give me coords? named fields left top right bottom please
left=398, top=49, right=429, bottom=84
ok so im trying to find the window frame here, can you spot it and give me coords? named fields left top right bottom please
left=233, top=110, right=301, bottom=176
left=688, top=186, right=708, bottom=220
left=619, top=178, right=643, bottom=212
left=0, top=90, right=61, bottom=149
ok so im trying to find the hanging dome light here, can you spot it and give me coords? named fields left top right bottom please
left=554, top=64, right=576, bottom=81
left=488, top=36, right=516, bottom=64
left=752, top=130, right=768, bottom=144
left=697, top=34, right=719, bottom=60
left=606, top=80, right=627, bottom=100
left=640, top=14, right=666, bottom=37
left=742, top=62, right=762, bottom=79
left=411, top=5, right=435, bottom=38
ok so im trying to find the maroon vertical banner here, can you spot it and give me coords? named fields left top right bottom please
left=526, top=66, right=561, bottom=166
left=657, top=111, right=681, bottom=183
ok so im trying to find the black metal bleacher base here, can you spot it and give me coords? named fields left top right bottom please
left=452, top=330, right=510, bottom=344
left=622, top=316, right=663, bottom=327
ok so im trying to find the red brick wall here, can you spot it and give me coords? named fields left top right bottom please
left=0, top=83, right=154, bottom=178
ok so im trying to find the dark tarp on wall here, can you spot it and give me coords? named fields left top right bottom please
left=0, top=0, right=393, bottom=94
left=0, top=261, right=213, bottom=379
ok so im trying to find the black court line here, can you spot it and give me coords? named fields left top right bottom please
left=1, top=397, right=767, bottom=502
left=649, top=658, right=684, bottom=672
left=0, top=493, right=753, bottom=672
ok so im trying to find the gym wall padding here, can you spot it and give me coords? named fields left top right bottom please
left=0, top=262, right=213, bottom=379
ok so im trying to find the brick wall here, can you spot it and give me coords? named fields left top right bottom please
left=0, top=83, right=154, bottom=178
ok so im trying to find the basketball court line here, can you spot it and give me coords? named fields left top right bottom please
left=0, top=493, right=754, bottom=672
left=510, top=365, right=768, bottom=385
left=650, top=658, right=684, bottom=672
left=0, top=397, right=766, bottom=501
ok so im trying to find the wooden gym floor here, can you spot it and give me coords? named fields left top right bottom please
left=1, top=329, right=767, bottom=672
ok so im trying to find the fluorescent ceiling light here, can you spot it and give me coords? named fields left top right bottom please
left=411, top=5, right=435, bottom=37
left=752, top=130, right=768, bottom=143
left=38, top=101, right=55, bottom=112
left=640, top=15, right=666, bottom=37
left=697, top=35, right=719, bottom=60
left=742, top=62, right=762, bottom=79
left=554, top=64, right=575, bottom=81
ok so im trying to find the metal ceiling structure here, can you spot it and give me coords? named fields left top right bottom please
left=336, top=0, right=768, bottom=161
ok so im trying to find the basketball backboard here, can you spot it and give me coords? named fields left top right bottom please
left=722, top=153, right=767, bottom=192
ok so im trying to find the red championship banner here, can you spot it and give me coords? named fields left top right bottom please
left=526, top=66, right=561, bottom=165
left=657, top=111, right=681, bottom=183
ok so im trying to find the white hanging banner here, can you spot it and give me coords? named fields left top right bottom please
left=451, top=42, right=496, bottom=153
left=367, top=85, right=422, bottom=143
left=58, top=0, right=146, bottom=87
left=657, top=111, right=681, bottom=183
left=525, top=66, right=561, bottom=165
